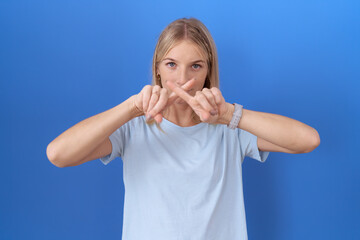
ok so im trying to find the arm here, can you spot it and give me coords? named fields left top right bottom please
left=219, top=103, right=320, bottom=154
left=47, top=81, right=196, bottom=168
left=46, top=95, right=142, bottom=168
left=165, top=83, right=320, bottom=154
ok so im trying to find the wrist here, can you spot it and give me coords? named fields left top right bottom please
left=218, top=102, right=234, bottom=125
left=128, top=95, right=144, bottom=118
left=228, top=103, right=243, bottom=129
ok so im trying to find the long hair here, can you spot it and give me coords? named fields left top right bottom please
left=152, top=17, right=219, bottom=89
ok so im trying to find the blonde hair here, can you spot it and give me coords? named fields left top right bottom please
left=152, top=17, right=219, bottom=89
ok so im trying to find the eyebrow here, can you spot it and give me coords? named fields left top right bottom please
left=162, top=58, right=205, bottom=63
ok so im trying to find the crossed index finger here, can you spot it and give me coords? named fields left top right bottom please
left=166, top=80, right=193, bottom=105
left=167, top=78, right=195, bottom=102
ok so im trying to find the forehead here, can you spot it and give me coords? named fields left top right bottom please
left=164, top=40, right=207, bottom=60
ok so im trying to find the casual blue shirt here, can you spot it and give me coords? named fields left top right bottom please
left=101, top=116, right=269, bottom=240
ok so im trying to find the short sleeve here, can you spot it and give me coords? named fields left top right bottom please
left=100, top=124, right=128, bottom=165
left=238, top=129, right=270, bottom=163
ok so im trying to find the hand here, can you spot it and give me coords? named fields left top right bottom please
left=165, top=81, right=228, bottom=124
left=133, top=79, right=196, bottom=123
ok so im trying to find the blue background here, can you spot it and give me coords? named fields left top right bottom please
left=1, top=0, right=359, bottom=239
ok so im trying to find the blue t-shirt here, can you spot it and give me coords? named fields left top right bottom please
left=101, top=116, right=269, bottom=240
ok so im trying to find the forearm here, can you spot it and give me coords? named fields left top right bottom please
left=47, top=95, right=142, bottom=165
left=219, top=103, right=320, bottom=153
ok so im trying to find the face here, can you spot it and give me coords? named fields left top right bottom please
left=157, top=40, right=208, bottom=97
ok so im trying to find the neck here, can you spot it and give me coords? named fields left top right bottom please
left=163, top=102, right=201, bottom=127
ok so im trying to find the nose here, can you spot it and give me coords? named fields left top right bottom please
left=176, top=68, right=191, bottom=86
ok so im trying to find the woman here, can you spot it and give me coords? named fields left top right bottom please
left=47, top=18, right=320, bottom=239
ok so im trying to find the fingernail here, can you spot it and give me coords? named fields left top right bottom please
left=210, top=110, right=218, bottom=116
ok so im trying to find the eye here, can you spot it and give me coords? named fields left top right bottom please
left=166, top=62, right=176, bottom=68
left=192, top=64, right=201, bottom=69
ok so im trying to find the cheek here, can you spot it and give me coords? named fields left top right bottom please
left=193, top=79, right=206, bottom=91
left=160, top=72, right=179, bottom=87
left=198, top=67, right=208, bottom=81
left=160, top=75, right=177, bottom=89
left=159, top=66, right=208, bottom=87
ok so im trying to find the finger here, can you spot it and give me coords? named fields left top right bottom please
left=210, top=87, right=225, bottom=105
left=202, top=88, right=218, bottom=114
left=154, top=112, right=163, bottom=123
left=166, top=80, right=193, bottom=105
left=148, top=88, right=169, bottom=118
left=167, top=78, right=196, bottom=105
left=142, top=85, right=152, bottom=113
left=147, top=86, right=161, bottom=117
left=195, top=91, right=217, bottom=115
